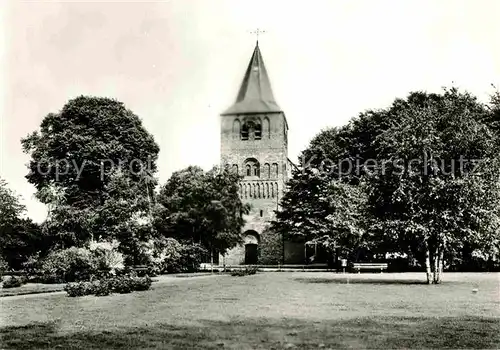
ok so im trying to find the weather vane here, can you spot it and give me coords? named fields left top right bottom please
left=250, top=28, right=266, bottom=43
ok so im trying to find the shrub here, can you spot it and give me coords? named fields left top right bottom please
left=91, top=279, right=111, bottom=296
left=89, top=239, right=125, bottom=275
left=2, top=276, right=26, bottom=288
left=131, top=276, right=152, bottom=291
left=138, top=238, right=207, bottom=274
left=21, top=252, right=41, bottom=278
left=0, top=256, right=7, bottom=281
left=230, top=266, right=258, bottom=277
left=39, top=247, right=100, bottom=283
left=64, top=275, right=152, bottom=297
left=246, top=266, right=258, bottom=275
left=64, top=281, right=94, bottom=297
left=230, top=269, right=246, bottom=277
left=108, top=276, right=133, bottom=294
left=258, top=228, right=283, bottom=265
left=105, top=275, right=153, bottom=294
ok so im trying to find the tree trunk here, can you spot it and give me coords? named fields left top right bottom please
left=433, top=245, right=444, bottom=284
left=425, top=246, right=433, bottom=284
left=431, top=246, right=439, bottom=284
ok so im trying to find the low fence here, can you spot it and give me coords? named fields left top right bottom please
left=199, top=263, right=332, bottom=272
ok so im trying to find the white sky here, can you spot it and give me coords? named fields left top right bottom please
left=1, top=0, right=500, bottom=222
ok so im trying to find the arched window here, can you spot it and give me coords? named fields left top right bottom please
left=272, top=163, right=278, bottom=178
left=263, top=117, right=270, bottom=139
left=233, top=119, right=241, bottom=136
left=264, top=163, right=270, bottom=178
left=241, top=118, right=262, bottom=141
left=244, top=158, right=260, bottom=178
left=266, top=183, right=269, bottom=198
left=256, top=183, right=260, bottom=198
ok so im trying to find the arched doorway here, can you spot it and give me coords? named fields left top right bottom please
left=243, top=230, right=259, bottom=265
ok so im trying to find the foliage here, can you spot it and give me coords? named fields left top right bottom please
left=258, top=227, right=283, bottom=265
left=64, top=275, right=152, bottom=297
left=2, top=275, right=27, bottom=289
left=156, top=166, right=249, bottom=254
left=21, top=96, right=159, bottom=246
left=39, top=247, right=100, bottom=283
left=138, top=237, right=207, bottom=274
left=88, top=239, right=125, bottom=275
left=64, top=281, right=94, bottom=297
left=230, top=266, right=258, bottom=276
left=0, top=178, right=50, bottom=270
left=91, top=279, right=112, bottom=296
left=0, top=255, right=7, bottom=280
left=276, top=87, right=500, bottom=282
left=272, top=169, right=370, bottom=257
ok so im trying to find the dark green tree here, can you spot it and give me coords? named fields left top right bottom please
left=0, top=178, right=48, bottom=269
left=368, top=89, right=500, bottom=283
left=155, top=166, right=250, bottom=255
left=21, top=96, right=159, bottom=246
left=271, top=166, right=370, bottom=261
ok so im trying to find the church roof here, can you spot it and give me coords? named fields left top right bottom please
left=221, top=42, right=282, bottom=115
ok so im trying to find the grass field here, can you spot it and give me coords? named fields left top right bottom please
left=1, top=272, right=499, bottom=349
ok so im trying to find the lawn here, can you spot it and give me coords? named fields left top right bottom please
left=0, top=272, right=499, bottom=349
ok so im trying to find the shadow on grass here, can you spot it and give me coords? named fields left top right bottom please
left=294, top=277, right=430, bottom=285
left=1, top=316, right=498, bottom=349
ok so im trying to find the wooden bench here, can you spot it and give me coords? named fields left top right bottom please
left=132, top=265, right=149, bottom=276
left=351, top=263, right=388, bottom=273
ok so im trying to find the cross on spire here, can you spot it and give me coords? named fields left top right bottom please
left=250, top=28, right=266, bottom=44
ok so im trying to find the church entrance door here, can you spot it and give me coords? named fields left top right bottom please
left=245, top=244, right=258, bottom=264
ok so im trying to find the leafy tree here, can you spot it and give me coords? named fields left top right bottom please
left=368, top=89, right=500, bottom=283
left=272, top=167, right=330, bottom=241
left=272, top=166, right=370, bottom=261
left=0, top=178, right=25, bottom=267
left=0, top=178, right=48, bottom=269
left=0, top=178, right=24, bottom=227
left=155, top=166, right=249, bottom=255
left=21, top=96, right=159, bottom=246
left=276, top=88, right=500, bottom=282
left=258, top=226, right=283, bottom=265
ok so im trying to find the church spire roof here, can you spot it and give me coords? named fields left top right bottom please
left=221, top=42, right=282, bottom=115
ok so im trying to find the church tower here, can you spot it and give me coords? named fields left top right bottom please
left=220, top=42, right=289, bottom=265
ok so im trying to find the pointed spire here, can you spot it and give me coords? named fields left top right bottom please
left=222, top=44, right=281, bottom=115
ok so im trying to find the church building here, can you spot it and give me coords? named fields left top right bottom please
left=218, top=42, right=305, bottom=266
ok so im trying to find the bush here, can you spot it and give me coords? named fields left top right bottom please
left=64, top=281, right=94, bottom=297
left=21, top=253, right=41, bottom=278
left=132, top=276, right=152, bottom=291
left=89, top=239, right=125, bottom=275
left=2, top=275, right=27, bottom=288
left=105, top=275, right=152, bottom=294
left=39, top=247, right=100, bottom=283
left=0, top=256, right=7, bottom=281
left=230, top=266, right=258, bottom=277
left=108, top=276, right=134, bottom=294
left=64, top=275, right=152, bottom=297
left=91, top=279, right=112, bottom=296
left=138, top=238, right=207, bottom=274
left=258, top=228, right=283, bottom=265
